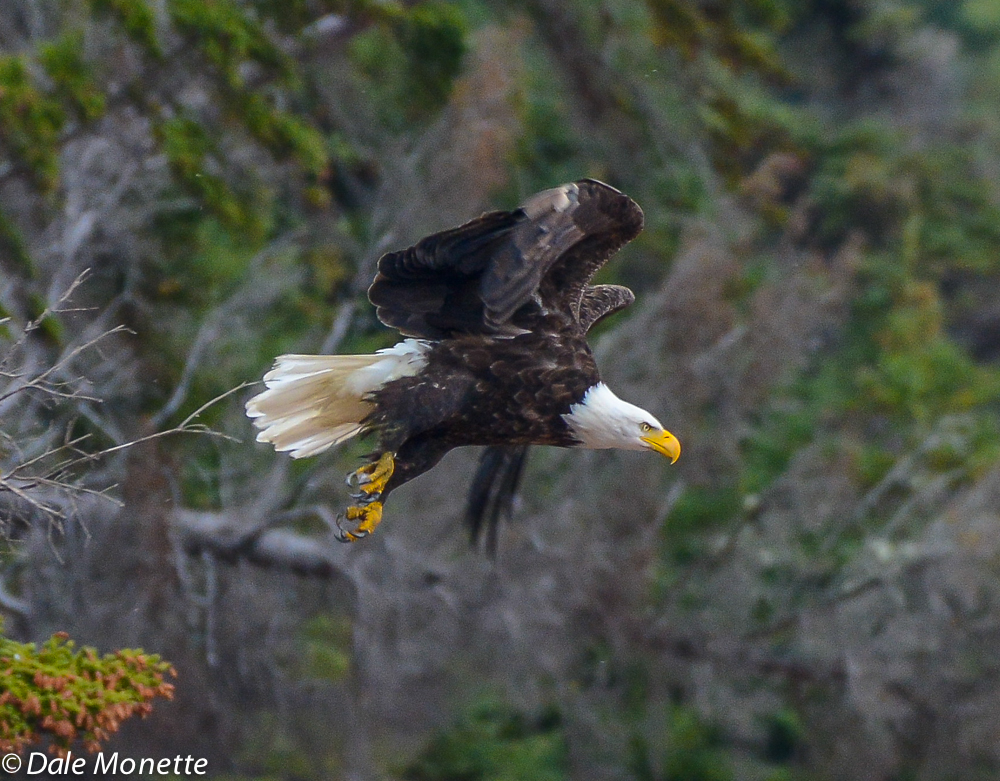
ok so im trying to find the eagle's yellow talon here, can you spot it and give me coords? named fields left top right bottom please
left=337, top=454, right=393, bottom=542
left=347, top=452, right=395, bottom=500
left=335, top=500, right=384, bottom=543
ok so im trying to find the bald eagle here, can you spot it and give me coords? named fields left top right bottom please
left=246, top=179, right=679, bottom=544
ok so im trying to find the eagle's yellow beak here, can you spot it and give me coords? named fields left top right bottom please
left=641, top=429, right=681, bottom=464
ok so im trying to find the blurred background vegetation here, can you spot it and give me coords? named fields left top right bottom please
left=3, top=0, right=1000, bottom=778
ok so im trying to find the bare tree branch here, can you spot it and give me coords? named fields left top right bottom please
left=175, top=508, right=347, bottom=579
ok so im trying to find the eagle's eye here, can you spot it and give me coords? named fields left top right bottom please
left=640, top=422, right=653, bottom=433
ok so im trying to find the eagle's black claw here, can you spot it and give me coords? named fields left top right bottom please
left=345, top=471, right=370, bottom=490
left=334, top=514, right=366, bottom=543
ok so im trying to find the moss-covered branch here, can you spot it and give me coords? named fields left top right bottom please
left=0, top=620, right=176, bottom=757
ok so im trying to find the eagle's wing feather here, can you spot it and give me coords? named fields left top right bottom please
left=475, top=185, right=587, bottom=326
left=368, top=179, right=643, bottom=338
left=369, top=210, right=520, bottom=338
left=578, top=284, right=636, bottom=332
left=535, top=180, right=643, bottom=322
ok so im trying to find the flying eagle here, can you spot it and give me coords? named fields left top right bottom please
left=246, top=179, right=680, bottom=544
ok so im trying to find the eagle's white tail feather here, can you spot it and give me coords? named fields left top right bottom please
left=246, top=339, right=431, bottom=459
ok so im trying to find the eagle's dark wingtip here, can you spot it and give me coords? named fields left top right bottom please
left=575, top=178, right=644, bottom=239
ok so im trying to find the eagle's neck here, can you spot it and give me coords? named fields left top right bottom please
left=562, top=382, right=660, bottom=451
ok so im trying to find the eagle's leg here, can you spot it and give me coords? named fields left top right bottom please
left=336, top=452, right=395, bottom=542
left=335, top=437, right=452, bottom=543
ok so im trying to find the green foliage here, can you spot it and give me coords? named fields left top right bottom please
left=88, top=0, right=162, bottom=56
left=759, top=708, right=804, bottom=763
left=628, top=705, right=733, bottom=781
left=646, top=0, right=791, bottom=75
left=0, top=210, right=33, bottom=276
left=348, top=1, right=467, bottom=128
left=156, top=0, right=332, bottom=227
left=241, top=93, right=330, bottom=176
left=247, top=0, right=336, bottom=34
left=87, top=0, right=335, bottom=241
left=810, top=124, right=1000, bottom=268
left=39, top=32, right=107, bottom=122
left=147, top=214, right=348, bottom=424
left=919, top=0, right=1000, bottom=50
left=232, top=710, right=343, bottom=780
left=169, top=0, right=294, bottom=86
left=402, top=699, right=567, bottom=781
left=740, top=402, right=817, bottom=496
left=299, top=614, right=351, bottom=683
left=2, top=0, right=332, bottom=213
left=644, top=0, right=804, bottom=181
left=661, top=485, right=741, bottom=569
left=698, top=73, right=812, bottom=183
left=731, top=254, right=1000, bottom=522
left=154, top=215, right=262, bottom=306
left=0, top=619, right=176, bottom=756
left=395, top=2, right=468, bottom=115
left=0, top=55, right=66, bottom=189
left=852, top=442, right=897, bottom=488
left=157, top=116, right=262, bottom=235
left=848, top=254, right=1000, bottom=429
left=510, top=62, right=581, bottom=194
left=725, top=50, right=1000, bottom=514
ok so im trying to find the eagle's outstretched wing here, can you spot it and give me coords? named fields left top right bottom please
left=368, top=179, right=643, bottom=339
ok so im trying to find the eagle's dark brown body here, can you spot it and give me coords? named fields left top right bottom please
left=366, top=315, right=599, bottom=495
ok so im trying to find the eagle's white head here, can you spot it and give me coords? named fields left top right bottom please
left=562, top=383, right=680, bottom=462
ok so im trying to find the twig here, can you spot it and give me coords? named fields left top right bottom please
left=62, top=382, right=252, bottom=470
left=0, top=324, right=132, bottom=405
left=151, top=231, right=305, bottom=428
